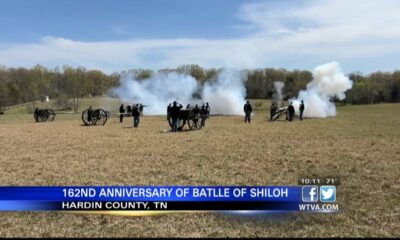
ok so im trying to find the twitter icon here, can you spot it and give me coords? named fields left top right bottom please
left=320, top=186, right=336, bottom=202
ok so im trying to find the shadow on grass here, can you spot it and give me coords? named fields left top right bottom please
left=79, top=124, right=105, bottom=127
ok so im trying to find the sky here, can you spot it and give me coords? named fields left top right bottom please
left=0, top=0, right=400, bottom=74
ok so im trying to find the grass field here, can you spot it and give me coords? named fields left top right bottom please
left=0, top=102, right=399, bottom=237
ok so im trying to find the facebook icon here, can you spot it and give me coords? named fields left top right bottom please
left=302, top=186, right=318, bottom=202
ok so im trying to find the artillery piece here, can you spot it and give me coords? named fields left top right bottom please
left=81, top=107, right=108, bottom=126
left=167, top=106, right=205, bottom=131
left=270, top=107, right=288, bottom=121
left=34, top=108, right=56, bottom=122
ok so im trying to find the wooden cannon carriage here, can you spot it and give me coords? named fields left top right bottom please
left=81, top=108, right=108, bottom=126
left=270, top=107, right=288, bottom=121
left=34, top=108, right=56, bottom=122
left=167, top=106, right=205, bottom=131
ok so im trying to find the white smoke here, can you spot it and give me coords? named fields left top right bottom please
left=110, top=69, right=247, bottom=115
left=273, top=81, right=285, bottom=100
left=202, top=69, right=247, bottom=115
left=291, top=62, right=353, bottom=118
left=111, top=62, right=352, bottom=118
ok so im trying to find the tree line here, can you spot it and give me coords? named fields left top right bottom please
left=0, top=64, right=399, bottom=111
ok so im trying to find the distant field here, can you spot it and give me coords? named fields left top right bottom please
left=0, top=103, right=399, bottom=237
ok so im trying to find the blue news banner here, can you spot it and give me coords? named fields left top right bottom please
left=0, top=186, right=337, bottom=212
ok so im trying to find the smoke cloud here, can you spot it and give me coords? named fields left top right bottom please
left=273, top=81, right=285, bottom=101
left=202, top=69, right=247, bottom=115
left=110, top=69, right=247, bottom=115
left=290, top=62, right=353, bottom=118
left=111, top=61, right=352, bottom=118
left=273, top=81, right=285, bottom=106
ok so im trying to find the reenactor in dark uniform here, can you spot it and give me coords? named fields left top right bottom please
left=299, top=100, right=305, bottom=121
left=126, top=104, right=132, bottom=115
left=270, top=101, right=278, bottom=121
left=139, top=103, right=144, bottom=116
left=34, top=107, right=40, bottom=122
left=201, top=104, right=207, bottom=126
left=287, top=102, right=295, bottom=122
left=167, top=103, right=172, bottom=121
left=132, top=104, right=140, bottom=128
left=193, top=104, right=200, bottom=114
left=87, top=105, right=94, bottom=122
left=243, top=100, right=253, bottom=123
left=170, top=101, right=183, bottom=132
left=119, top=104, right=125, bottom=123
left=205, top=102, right=210, bottom=118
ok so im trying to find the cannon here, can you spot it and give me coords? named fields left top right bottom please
left=81, top=108, right=108, bottom=126
left=34, top=108, right=56, bottom=122
left=167, top=106, right=205, bottom=131
left=270, top=107, right=288, bottom=121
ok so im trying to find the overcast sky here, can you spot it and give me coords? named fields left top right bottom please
left=0, top=0, right=399, bottom=74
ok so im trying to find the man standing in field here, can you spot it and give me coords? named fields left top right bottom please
left=270, top=101, right=278, bottom=121
left=201, top=104, right=207, bottom=127
left=132, top=104, right=140, bottom=128
left=87, top=105, right=94, bottom=122
left=167, top=103, right=172, bottom=122
left=193, top=104, right=201, bottom=123
left=34, top=107, right=40, bottom=122
left=287, top=102, right=295, bottom=121
left=205, top=102, right=210, bottom=117
left=299, top=100, right=305, bottom=121
left=243, top=100, right=253, bottom=123
left=126, top=104, right=132, bottom=115
left=139, top=103, right=144, bottom=116
left=170, top=101, right=182, bottom=132
left=119, top=104, right=125, bottom=123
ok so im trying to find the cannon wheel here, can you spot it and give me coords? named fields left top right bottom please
left=94, top=109, right=108, bottom=125
left=34, top=111, right=46, bottom=122
left=81, top=109, right=93, bottom=125
left=81, top=108, right=108, bottom=126
left=40, top=110, right=49, bottom=122
left=168, top=117, right=186, bottom=131
left=188, top=109, right=203, bottom=130
left=178, top=119, right=186, bottom=131
left=47, top=109, right=56, bottom=122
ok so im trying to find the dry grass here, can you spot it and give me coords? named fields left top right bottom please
left=0, top=103, right=399, bottom=237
